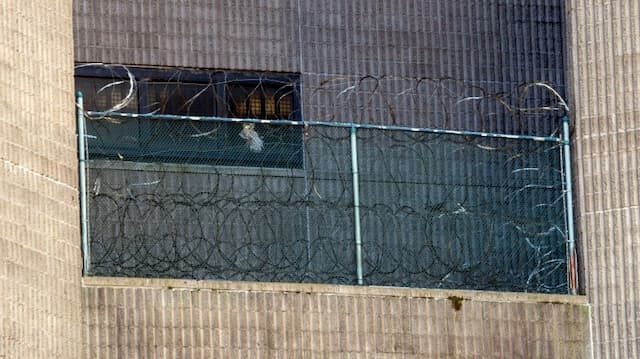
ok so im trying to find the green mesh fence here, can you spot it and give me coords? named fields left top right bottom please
left=82, top=114, right=567, bottom=293
left=77, top=67, right=571, bottom=293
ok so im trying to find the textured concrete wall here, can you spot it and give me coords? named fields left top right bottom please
left=73, top=0, right=564, bottom=83
left=566, top=1, right=640, bottom=358
left=73, top=0, right=300, bottom=72
left=71, top=2, right=591, bottom=357
left=299, top=0, right=566, bottom=127
left=0, top=1, right=82, bottom=358
left=74, top=0, right=566, bottom=131
left=83, top=277, right=590, bottom=358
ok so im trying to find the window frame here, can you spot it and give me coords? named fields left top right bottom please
left=75, top=66, right=303, bottom=168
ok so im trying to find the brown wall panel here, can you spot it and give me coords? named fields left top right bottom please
left=74, top=0, right=300, bottom=72
left=74, top=0, right=566, bottom=106
left=300, top=1, right=564, bottom=82
left=74, top=0, right=567, bottom=135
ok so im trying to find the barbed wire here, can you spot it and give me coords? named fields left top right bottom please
left=78, top=64, right=569, bottom=293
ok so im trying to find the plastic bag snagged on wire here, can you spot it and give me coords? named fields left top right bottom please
left=239, top=123, right=264, bottom=152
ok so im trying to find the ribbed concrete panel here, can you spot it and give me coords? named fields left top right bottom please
left=73, top=0, right=300, bottom=72
left=298, top=0, right=566, bottom=131
left=300, top=0, right=565, bottom=84
left=73, top=1, right=565, bottom=88
left=301, top=72, right=564, bottom=133
left=83, top=277, right=590, bottom=358
left=566, top=1, right=640, bottom=358
left=74, top=0, right=566, bottom=133
left=0, top=1, right=82, bottom=358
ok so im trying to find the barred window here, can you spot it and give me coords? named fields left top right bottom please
left=75, top=67, right=302, bottom=168
left=75, top=77, right=138, bottom=112
left=228, top=83, right=294, bottom=120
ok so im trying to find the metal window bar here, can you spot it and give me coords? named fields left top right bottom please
left=77, top=96, right=577, bottom=294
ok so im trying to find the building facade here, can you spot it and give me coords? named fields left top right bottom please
left=5, top=0, right=639, bottom=357
left=73, top=1, right=587, bottom=357
left=0, top=1, right=82, bottom=358
left=566, top=1, right=640, bottom=357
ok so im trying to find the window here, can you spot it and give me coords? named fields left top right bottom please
left=75, top=66, right=303, bottom=168
left=228, top=83, right=294, bottom=119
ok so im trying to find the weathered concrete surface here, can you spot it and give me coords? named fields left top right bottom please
left=0, top=1, right=82, bottom=358
left=566, top=1, right=640, bottom=358
left=83, top=277, right=590, bottom=358
left=74, top=0, right=566, bottom=131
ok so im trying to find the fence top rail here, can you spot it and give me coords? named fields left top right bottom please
left=84, top=110, right=563, bottom=143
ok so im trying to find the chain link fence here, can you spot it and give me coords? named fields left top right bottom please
left=80, top=111, right=569, bottom=294
left=75, top=67, right=574, bottom=294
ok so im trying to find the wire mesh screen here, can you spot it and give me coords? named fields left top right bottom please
left=86, top=122, right=357, bottom=284
left=77, top=65, right=571, bottom=293
left=356, top=130, right=565, bottom=292
left=83, top=115, right=567, bottom=293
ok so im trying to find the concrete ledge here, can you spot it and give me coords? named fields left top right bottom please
left=82, top=276, right=587, bottom=306
left=88, top=159, right=306, bottom=177
left=83, top=276, right=591, bottom=357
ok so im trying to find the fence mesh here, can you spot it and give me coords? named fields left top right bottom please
left=355, top=130, right=565, bottom=292
left=78, top=66, right=570, bottom=293
left=84, top=115, right=567, bottom=293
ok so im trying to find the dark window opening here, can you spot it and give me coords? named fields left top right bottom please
left=75, top=76, right=138, bottom=112
left=144, top=82, right=216, bottom=116
left=227, top=83, right=295, bottom=120
left=75, top=67, right=303, bottom=168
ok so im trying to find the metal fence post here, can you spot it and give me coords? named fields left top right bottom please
left=350, top=126, right=364, bottom=285
left=562, top=116, right=578, bottom=295
left=76, top=92, right=90, bottom=275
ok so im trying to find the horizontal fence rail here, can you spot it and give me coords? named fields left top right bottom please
left=85, top=111, right=565, bottom=143
left=79, top=108, right=571, bottom=294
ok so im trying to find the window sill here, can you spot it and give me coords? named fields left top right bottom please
left=87, top=159, right=306, bottom=178
left=81, top=276, right=587, bottom=305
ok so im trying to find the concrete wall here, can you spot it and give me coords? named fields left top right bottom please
left=71, top=2, right=591, bottom=357
left=74, top=0, right=566, bottom=132
left=83, top=277, right=591, bottom=358
left=566, top=1, right=640, bottom=358
left=0, top=1, right=82, bottom=358
left=74, top=0, right=570, bottom=294
left=74, top=1, right=564, bottom=81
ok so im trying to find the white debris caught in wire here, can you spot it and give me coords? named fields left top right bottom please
left=239, top=123, right=264, bottom=152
